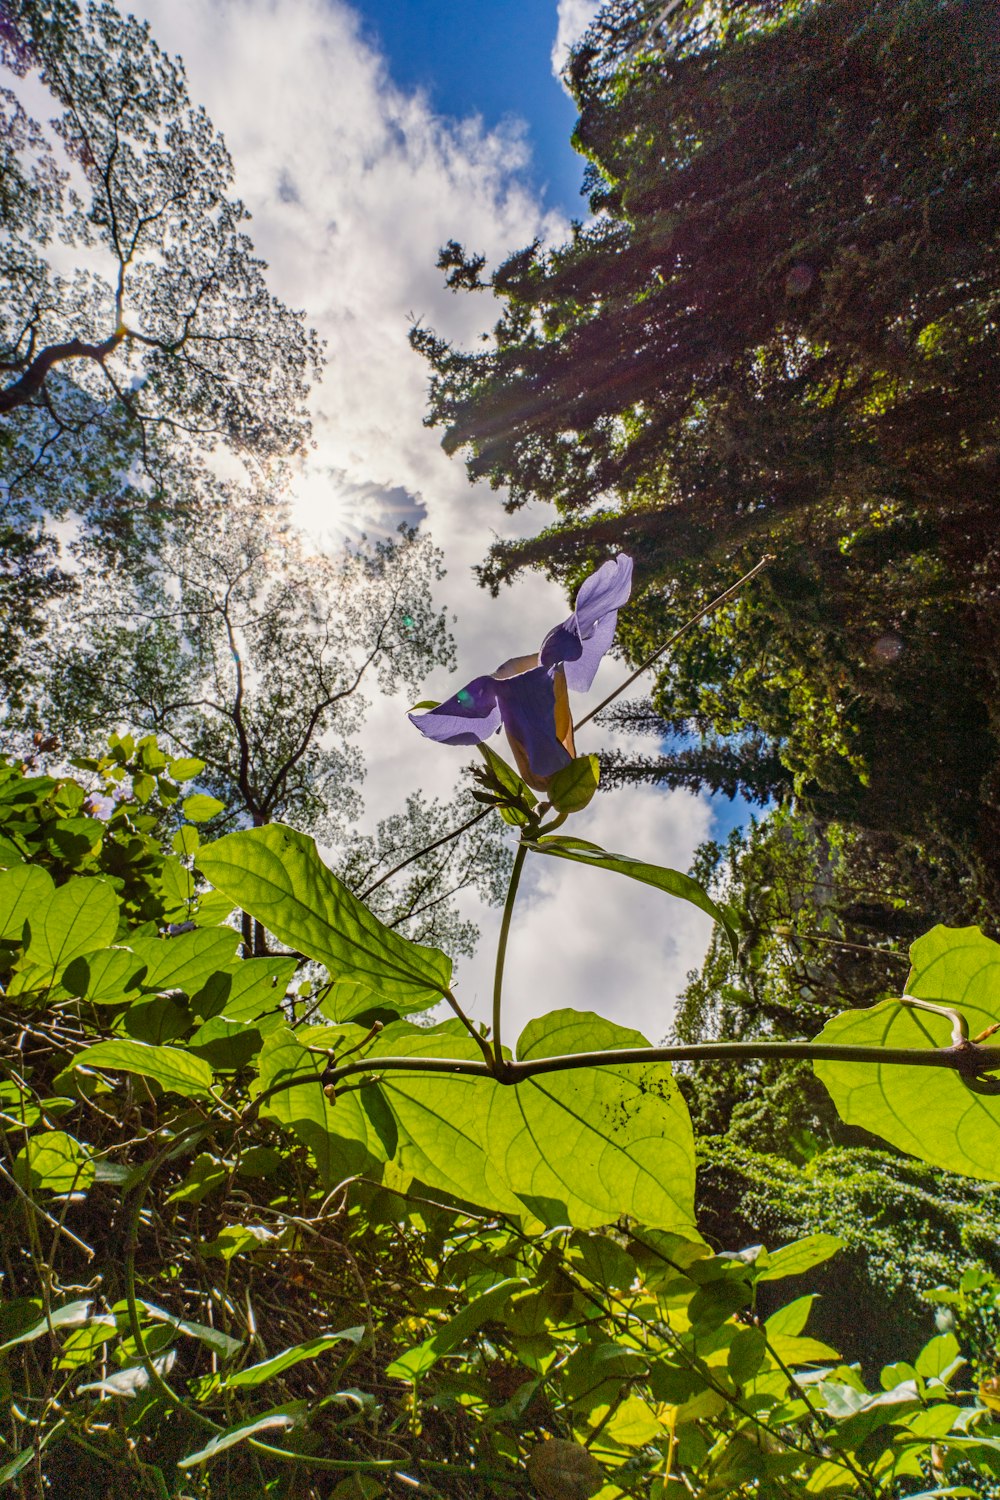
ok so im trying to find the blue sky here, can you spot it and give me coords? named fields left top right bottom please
left=352, top=0, right=590, bottom=213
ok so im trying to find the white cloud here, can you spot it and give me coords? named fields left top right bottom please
left=552, top=0, right=604, bottom=76
left=128, top=0, right=716, bottom=1036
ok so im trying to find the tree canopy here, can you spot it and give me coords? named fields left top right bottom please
left=413, top=0, right=1000, bottom=894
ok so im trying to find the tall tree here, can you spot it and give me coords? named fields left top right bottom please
left=413, top=0, right=1000, bottom=893
left=0, top=0, right=322, bottom=690
left=26, top=485, right=511, bottom=956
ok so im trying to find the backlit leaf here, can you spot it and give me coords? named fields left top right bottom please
left=524, top=835, right=739, bottom=956
left=200, top=824, right=451, bottom=1006
left=813, top=925, right=1000, bottom=1180
left=24, top=878, right=119, bottom=968
left=74, top=1040, right=213, bottom=1098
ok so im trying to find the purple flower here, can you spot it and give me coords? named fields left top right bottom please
left=409, top=556, right=633, bottom=790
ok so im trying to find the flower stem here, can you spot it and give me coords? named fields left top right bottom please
left=492, top=842, right=527, bottom=1076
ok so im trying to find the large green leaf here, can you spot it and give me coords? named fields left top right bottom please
left=252, top=1026, right=386, bottom=1186
left=128, top=926, right=242, bottom=996
left=0, top=864, right=54, bottom=942
left=813, top=925, right=1000, bottom=1180
left=73, top=1040, right=214, bottom=1099
left=482, top=1010, right=697, bottom=1231
left=524, top=835, right=739, bottom=956
left=24, top=878, right=119, bottom=968
left=367, top=1022, right=523, bottom=1217
left=200, top=824, right=451, bottom=1007
left=347, top=1017, right=697, bottom=1231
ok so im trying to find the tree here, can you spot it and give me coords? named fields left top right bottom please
left=24, top=484, right=511, bottom=957
left=0, top=0, right=322, bottom=689
left=412, top=0, right=1000, bottom=894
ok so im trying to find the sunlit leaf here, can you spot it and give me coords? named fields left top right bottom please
left=754, top=1234, right=845, bottom=1283
left=547, top=754, right=600, bottom=814
left=13, top=1130, right=94, bottom=1195
left=252, top=1026, right=386, bottom=1186
left=813, top=925, right=1000, bottom=1180
left=0, top=864, right=54, bottom=942
left=0, top=1300, right=115, bottom=1355
left=524, top=834, right=739, bottom=956
left=200, top=824, right=451, bottom=1006
left=24, top=877, right=119, bottom=968
left=182, top=793, right=226, bottom=823
left=74, top=1039, right=214, bottom=1098
left=128, top=926, right=242, bottom=996
left=386, top=1280, right=524, bottom=1380
left=483, top=1010, right=697, bottom=1231
left=222, top=1328, right=364, bottom=1388
left=170, top=758, right=206, bottom=781
left=178, top=1406, right=304, bottom=1467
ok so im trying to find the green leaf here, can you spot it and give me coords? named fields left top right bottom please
left=253, top=1027, right=386, bottom=1186
left=62, top=946, right=145, bottom=1003
left=24, top=877, right=119, bottom=968
left=386, top=1279, right=525, bottom=1380
left=765, top=1296, right=816, bottom=1339
left=182, top=793, right=226, bottom=823
left=187, top=1017, right=263, bottom=1069
left=547, top=754, right=600, bottom=814
left=0, top=864, right=54, bottom=942
left=131, top=1300, right=243, bottom=1359
left=129, top=926, right=242, bottom=996
left=199, top=824, right=452, bottom=1006
left=172, top=825, right=201, bottom=856
left=915, top=1333, right=962, bottom=1381
left=170, top=758, right=206, bottom=782
left=160, top=857, right=195, bottom=910
left=0, top=1449, right=34, bottom=1486
left=728, top=1326, right=767, bottom=1386
left=13, top=1131, right=94, bottom=1195
left=178, top=1408, right=304, bottom=1467
left=0, top=1299, right=115, bottom=1354
left=813, top=925, right=1000, bottom=1180
left=754, top=1234, right=845, bottom=1283
left=73, top=1040, right=214, bottom=1099
left=124, top=993, right=192, bottom=1045
left=193, top=955, right=296, bottom=1025
left=132, top=772, right=156, bottom=804
left=484, top=1010, right=697, bottom=1231
left=366, top=1022, right=524, bottom=1217
left=222, top=1328, right=364, bottom=1389
left=192, top=888, right=236, bottom=927
left=524, top=835, right=739, bottom=956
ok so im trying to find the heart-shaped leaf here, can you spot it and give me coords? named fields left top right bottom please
left=200, top=825, right=451, bottom=1008
left=813, top=925, right=1000, bottom=1180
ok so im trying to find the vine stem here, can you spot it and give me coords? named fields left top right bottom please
left=245, top=1034, right=1000, bottom=1116
left=492, top=843, right=527, bottom=1074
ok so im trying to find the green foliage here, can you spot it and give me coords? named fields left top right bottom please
left=2, top=747, right=1000, bottom=1495
left=815, top=927, right=1000, bottom=1181
left=200, top=823, right=454, bottom=1013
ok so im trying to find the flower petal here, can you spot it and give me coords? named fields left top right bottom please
left=574, top=555, right=633, bottom=637
left=408, top=675, right=501, bottom=746
left=562, top=610, right=618, bottom=692
left=494, top=665, right=573, bottom=789
left=539, top=556, right=634, bottom=691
